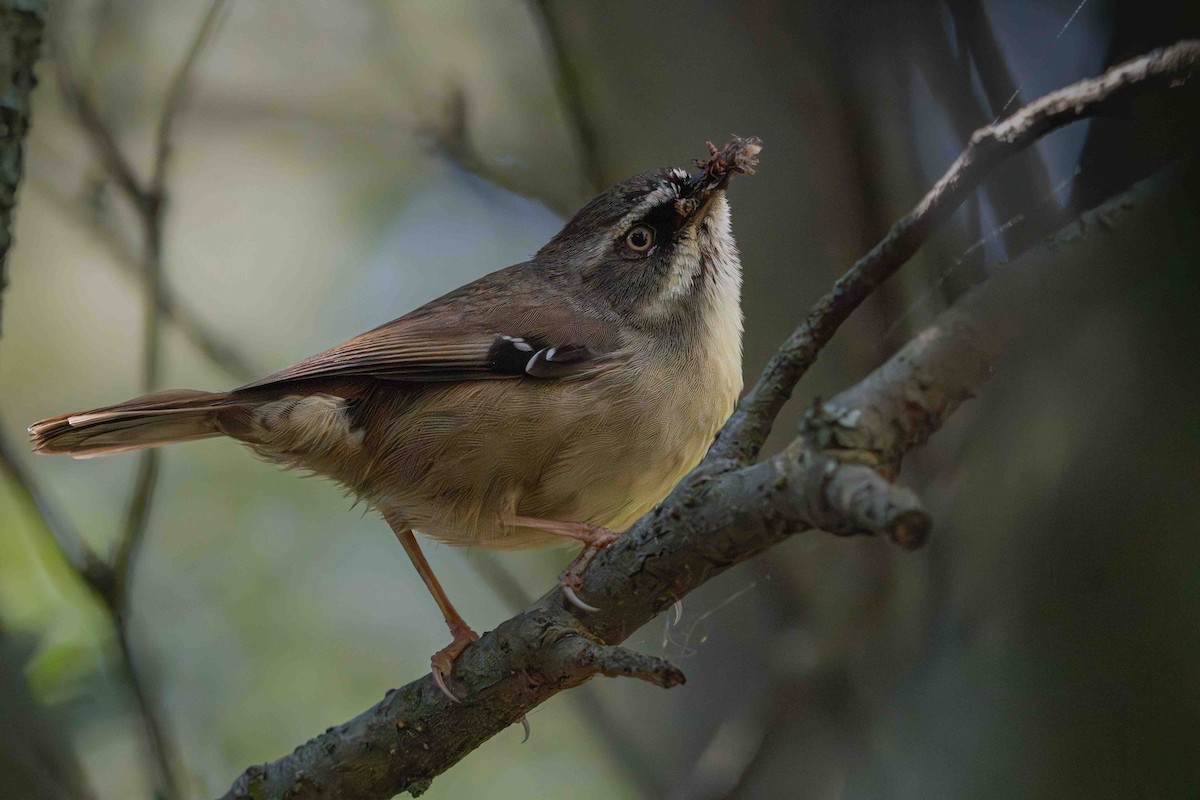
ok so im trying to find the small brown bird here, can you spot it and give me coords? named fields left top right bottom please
left=30, top=136, right=762, bottom=699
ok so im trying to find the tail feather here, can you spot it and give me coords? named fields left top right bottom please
left=30, top=389, right=234, bottom=458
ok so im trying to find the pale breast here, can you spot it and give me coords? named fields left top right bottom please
left=562, top=356, right=740, bottom=533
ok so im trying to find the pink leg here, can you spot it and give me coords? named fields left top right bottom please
left=387, top=518, right=478, bottom=702
left=512, top=516, right=622, bottom=612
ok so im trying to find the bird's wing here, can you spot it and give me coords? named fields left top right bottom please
left=235, top=268, right=622, bottom=392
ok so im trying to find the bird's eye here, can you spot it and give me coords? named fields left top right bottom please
left=623, top=224, right=656, bottom=256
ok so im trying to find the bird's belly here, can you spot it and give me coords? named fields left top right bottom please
left=526, top=414, right=708, bottom=532
left=363, top=361, right=738, bottom=550
left=506, top=371, right=735, bottom=544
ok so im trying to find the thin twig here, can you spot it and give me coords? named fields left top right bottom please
left=149, top=0, right=227, bottom=200
left=106, top=0, right=225, bottom=603
left=53, top=52, right=149, bottom=213
left=527, top=0, right=605, bottom=193
left=0, top=428, right=174, bottom=798
left=114, top=620, right=177, bottom=800
left=114, top=1, right=226, bottom=616
left=707, top=39, right=1200, bottom=466
left=32, top=175, right=258, bottom=381
left=912, top=0, right=1063, bottom=261
left=0, top=425, right=114, bottom=600
left=114, top=452, right=158, bottom=613
left=0, top=0, right=46, bottom=334
left=422, top=85, right=577, bottom=218
left=44, top=4, right=229, bottom=797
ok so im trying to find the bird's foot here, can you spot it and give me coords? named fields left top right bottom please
left=510, top=517, right=622, bottom=613
left=430, top=620, right=479, bottom=703
left=559, top=525, right=621, bottom=613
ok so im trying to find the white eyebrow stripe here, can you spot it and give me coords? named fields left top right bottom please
left=612, top=180, right=680, bottom=237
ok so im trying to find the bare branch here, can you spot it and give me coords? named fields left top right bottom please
left=527, top=0, right=605, bottom=193
left=421, top=86, right=577, bottom=219
left=0, top=425, right=115, bottom=600
left=32, top=175, right=258, bottom=381
left=804, top=459, right=931, bottom=550
left=52, top=53, right=149, bottom=214
left=468, top=552, right=667, bottom=795
left=0, top=0, right=46, bottom=333
left=113, top=452, right=158, bottom=610
left=425, top=3, right=606, bottom=214
left=800, top=307, right=1003, bottom=478
left=219, top=46, right=1197, bottom=797
left=149, top=0, right=227, bottom=199
left=84, top=0, right=224, bottom=605
left=116, top=4, right=226, bottom=622
left=919, top=0, right=1065, bottom=257
left=708, top=39, right=1200, bottom=466
left=0, top=8, right=101, bottom=800
left=113, top=620, right=177, bottom=800
left=38, top=5, right=229, bottom=797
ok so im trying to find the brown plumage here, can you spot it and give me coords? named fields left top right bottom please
left=30, top=137, right=762, bottom=697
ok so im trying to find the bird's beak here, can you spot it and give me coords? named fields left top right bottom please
left=676, top=187, right=723, bottom=231
left=676, top=136, right=762, bottom=229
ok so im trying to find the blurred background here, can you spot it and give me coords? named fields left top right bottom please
left=1, top=1, right=1198, bottom=798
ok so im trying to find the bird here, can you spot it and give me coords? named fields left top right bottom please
left=29, top=136, right=762, bottom=701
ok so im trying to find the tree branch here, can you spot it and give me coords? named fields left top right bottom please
left=527, top=0, right=605, bottom=193
left=0, top=424, right=115, bottom=600
left=708, top=39, right=1200, bottom=466
left=220, top=43, right=1199, bottom=797
left=421, top=84, right=580, bottom=219
left=149, top=0, right=226, bottom=201
left=920, top=0, right=1065, bottom=259
left=0, top=0, right=45, bottom=334
left=31, top=174, right=258, bottom=380
left=466, top=550, right=665, bottom=795
left=25, top=5, right=228, bottom=797
left=108, top=0, right=226, bottom=620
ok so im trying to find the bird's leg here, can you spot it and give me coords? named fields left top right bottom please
left=511, top=516, right=622, bottom=612
left=387, top=519, right=478, bottom=702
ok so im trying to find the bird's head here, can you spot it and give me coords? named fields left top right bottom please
left=537, top=137, right=762, bottom=334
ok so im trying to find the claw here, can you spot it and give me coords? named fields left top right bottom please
left=428, top=622, right=479, bottom=704
left=519, top=715, right=531, bottom=743
left=431, top=666, right=461, bottom=703
left=562, top=584, right=601, bottom=613
left=672, top=599, right=683, bottom=625
left=558, top=537, right=612, bottom=613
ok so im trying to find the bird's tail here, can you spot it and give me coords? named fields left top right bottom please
left=29, top=389, right=236, bottom=458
